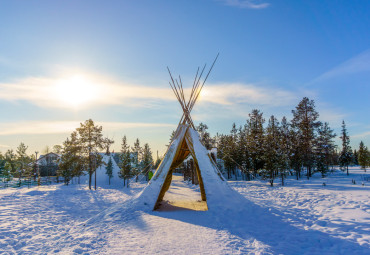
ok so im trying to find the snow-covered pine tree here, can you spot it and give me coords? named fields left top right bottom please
left=105, top=157, right=113, bottom=185
left=291, top=97, right=321, bottom=179
left=314, top=122, right=336, bottom=178
left=339, top=120, right=353, bottom=175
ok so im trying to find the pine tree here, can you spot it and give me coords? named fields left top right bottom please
left=5, top=149, right=16, bottom=177
left=119, top=136, right=132, bottom=187
left=167, top=130, right=176, bottom=148
left=106, top=157, right=113, bottom=185
left=76, top=119, right=106, bottom=189
left=142, top=143, right=153, bottom=181
left=247, top=109, right=265, bottom=176
left=278, top=117, right=291, bottom=185
left=315, top=122, right=336, bottom=178
left=58, top=131, right=83, bottom=185
left=217, top=133, right=235, bottom=179
left=291, top=97, right=321, bottom=179
left=154, top=151, right=161, bottom=169
left=52, top=145, right=63, bottom=154
left=196, top=122, right=214, bottom=150
left=16, top=142, right=31, bottom=180
left=353, top=150, right=359, bottom=165
left=237, top=124, right=251, bottom=180
left=103, top=138, right=114, bottom=155
left=262, top=116, right=281, bottom=186
left=131, top=138, right=142, bottom=181
left=358, top=141, right=369, bottom=172
left=339, top=120, right=353, bottom=175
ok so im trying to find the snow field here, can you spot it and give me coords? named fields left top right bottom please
left=0, top=166, right=369, bottom=254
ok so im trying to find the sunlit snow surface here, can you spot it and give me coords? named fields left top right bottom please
left=0, top=166, right=369, bottom=254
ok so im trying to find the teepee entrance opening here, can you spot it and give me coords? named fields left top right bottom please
left=153, top=127, right=208, bottom=211
left=156, top=172, right=208, bottom=211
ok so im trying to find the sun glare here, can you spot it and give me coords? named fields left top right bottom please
left=54, top=75, right=99, bottom=108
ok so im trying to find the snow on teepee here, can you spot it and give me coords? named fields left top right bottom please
left=133, top=54, right=247, bottom=211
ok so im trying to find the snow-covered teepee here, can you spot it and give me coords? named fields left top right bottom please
left=135, top=55, right=240, bottom=211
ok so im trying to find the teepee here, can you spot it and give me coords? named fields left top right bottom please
left=137, top=54, right=235, bottom=211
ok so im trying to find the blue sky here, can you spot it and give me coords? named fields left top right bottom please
left=0, top=0, right=369, bottom=155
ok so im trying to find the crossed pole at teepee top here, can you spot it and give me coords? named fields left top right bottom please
left=167, top=53, right=219, bottom=130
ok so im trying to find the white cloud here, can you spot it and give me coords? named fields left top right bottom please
left=316, top=107, right=347, bottom=129
left=0, top=74, right=303, bottom=110
left=0, top=121, right=175, bottom=136
left=201, top=83, right=300, bottom=106
left=352, top=131, right=370, bottom=139
left=218, top=0, right=270, bottom=9
left=314, top=49, right=370, bottom=82
left=0, top=74, right=175, bottom=109
left=0, top=144, right=10, bottom=148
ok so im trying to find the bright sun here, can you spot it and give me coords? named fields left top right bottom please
left=55, top=75, right=99, bottom=108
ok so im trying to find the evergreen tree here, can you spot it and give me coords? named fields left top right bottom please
left=339, top=120, right=353, bottom=175
left=105, top=157, right=113, bottom=185
left=314, top=122, right=336, bottom=177
left=142, top=143, right=153, bottom=181
left=119, top=136, right=132, bottom=187
left=76, top=119, right=106, bottom=189
left=237, top=124, right=251, bottom=180
left=291, top=97, right=321, bottom=179
left=262, top=116, right=281, bottom=186
left=5, top=149, right=16, bottom=177
left=3, top=162, right=12, bottom=181
left=58, top=131, right=83, bottom=185
left=358, top=141, right=369, bottom=172
left=246, top=109, right=265, bottom=176
left=167, top=130, right=176, bottom=148
left=16, top=142, right=32, bottom=179
left=52, top=145, right=63, bottom=154
left=196, top=122, right=214, bottom=150
left=103, top=138, right=114, bottom=155
left=154, top=151, right=161, bottom=169
left=217, top=133, right=235, bottom=179
left=131, top=138, right=142, bottom=181
left=353, top=150, right=359, bottom=165
left=280, top=117, right=293, bottom=178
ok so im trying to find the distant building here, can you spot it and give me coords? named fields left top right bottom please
left=36, top=152, right=60, bottom=176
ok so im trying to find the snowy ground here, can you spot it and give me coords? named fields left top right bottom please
left=0, top=167, right=369, bottom=254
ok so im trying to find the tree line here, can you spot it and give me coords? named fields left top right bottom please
left=200, top=97, right=370, bottom=186
left=1, top=98, right=369, bottom=188
left=57, top=119, right=156, bottom=188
